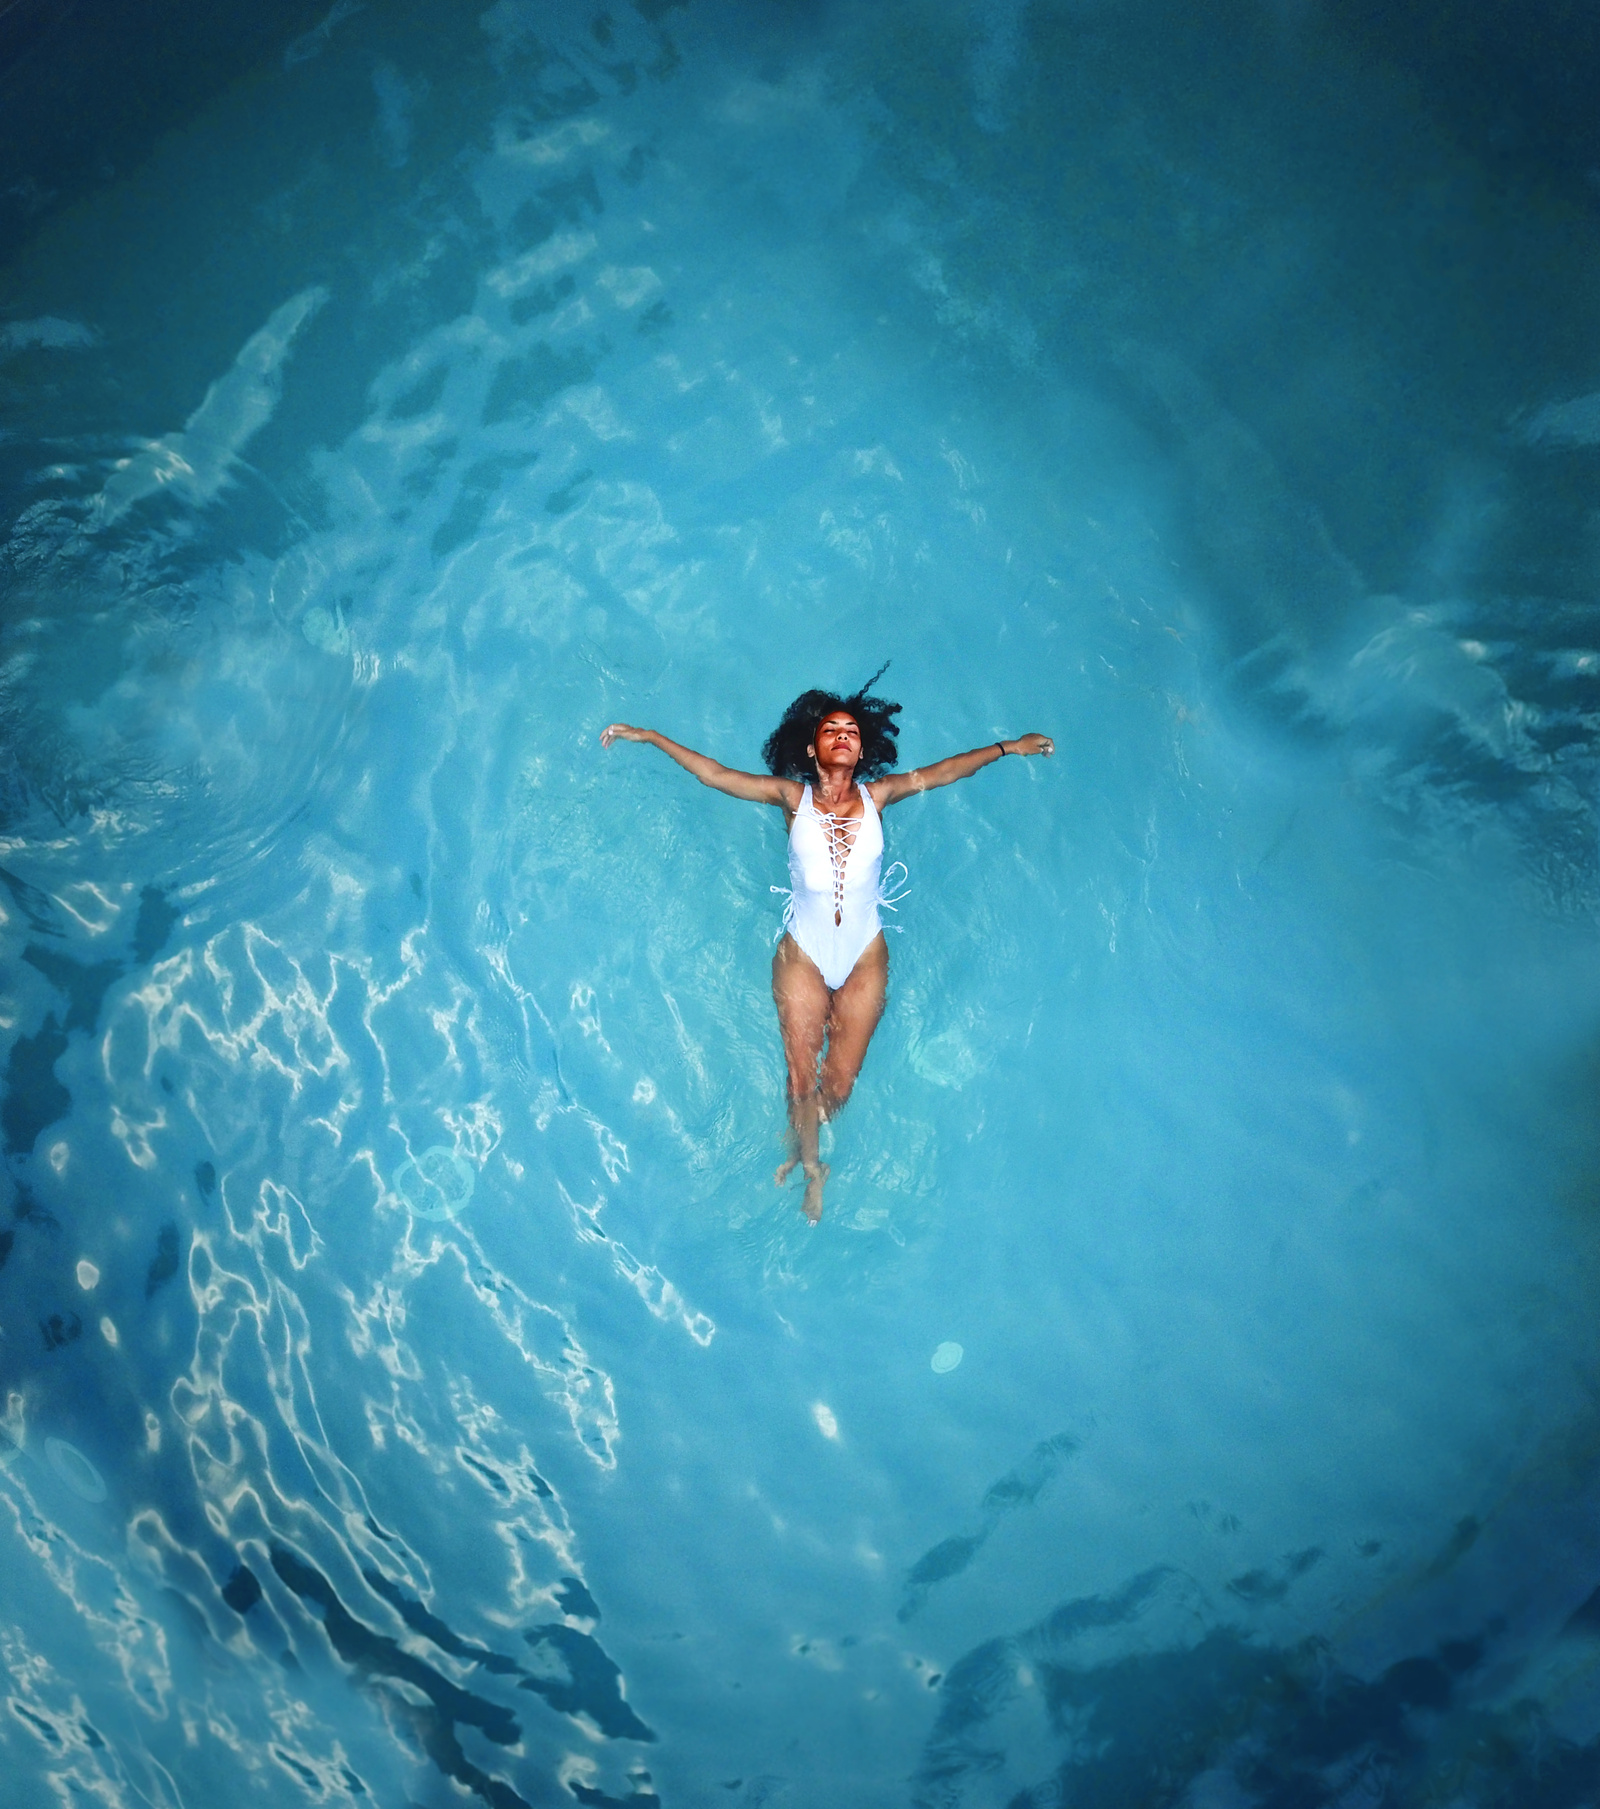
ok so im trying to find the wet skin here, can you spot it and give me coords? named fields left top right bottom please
left=601, top=710, right=1054, bottom=1220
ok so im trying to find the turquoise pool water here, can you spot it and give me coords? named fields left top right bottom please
left=4, top=2, right=1600, bottom=1804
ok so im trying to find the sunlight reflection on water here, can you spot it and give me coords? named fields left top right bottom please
left=1, top=0, right=1600, bottom=1805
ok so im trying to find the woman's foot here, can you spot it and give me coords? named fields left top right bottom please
left=801, top=1161, right=828, bottom=1224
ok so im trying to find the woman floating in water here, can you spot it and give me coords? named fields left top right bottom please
left=602, top=673, right=1053, bottom=1222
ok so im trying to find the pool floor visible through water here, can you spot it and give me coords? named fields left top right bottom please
left=2, top=1, right=1600, bottom=1805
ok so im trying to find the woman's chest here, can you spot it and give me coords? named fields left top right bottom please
left=790, top=808, right=882, bottom=884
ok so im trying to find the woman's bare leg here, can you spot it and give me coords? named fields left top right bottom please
left=820, top=933, right=888, bottom=1118
left=772, top=935, right=831, bottom=1220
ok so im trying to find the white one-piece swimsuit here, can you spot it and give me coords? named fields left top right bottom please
left=781, top=783, right=888, bottom=989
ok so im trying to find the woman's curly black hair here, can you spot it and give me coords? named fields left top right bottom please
left=762, top=662, right=902, bottom=781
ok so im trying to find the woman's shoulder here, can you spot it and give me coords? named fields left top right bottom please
left=866, top=769, right=915, bottom=808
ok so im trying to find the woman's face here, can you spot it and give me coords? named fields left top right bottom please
left=810, top=712, right=861, bottom=770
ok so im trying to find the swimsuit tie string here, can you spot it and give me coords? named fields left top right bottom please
left=770, top=884, right=796, bottom=943
left=814, top=807, right=859, bottom=924
left=877, top=860, right=911, bottom=908
left=876, top=859, right=911, bottom=934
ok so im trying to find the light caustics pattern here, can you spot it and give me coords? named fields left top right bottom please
left=2, top=0, right=1600, bottom=1805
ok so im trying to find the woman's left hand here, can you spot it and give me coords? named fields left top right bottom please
left=601, top=722, right=652, bottom=747
left=1009, top=733, right=1055, bottom=757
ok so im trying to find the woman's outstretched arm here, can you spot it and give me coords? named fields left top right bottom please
left=871, top=733, right=1054, bottom=808
left=601, top=723, right=798, bottom=807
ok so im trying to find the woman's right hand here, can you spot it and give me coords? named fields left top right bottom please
left=600, top=723, right=652, bottom=747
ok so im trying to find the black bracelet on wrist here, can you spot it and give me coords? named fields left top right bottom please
left=995, top=741, right=1008, bottom=758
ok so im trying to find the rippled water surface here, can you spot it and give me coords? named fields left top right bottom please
left=5, top=1, right=1600, bottom=1803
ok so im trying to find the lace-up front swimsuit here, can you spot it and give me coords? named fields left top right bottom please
left=780, top=784, right=895, bottom=989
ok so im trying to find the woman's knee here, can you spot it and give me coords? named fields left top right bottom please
left=820, top=1072, right=856, bottom=1114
